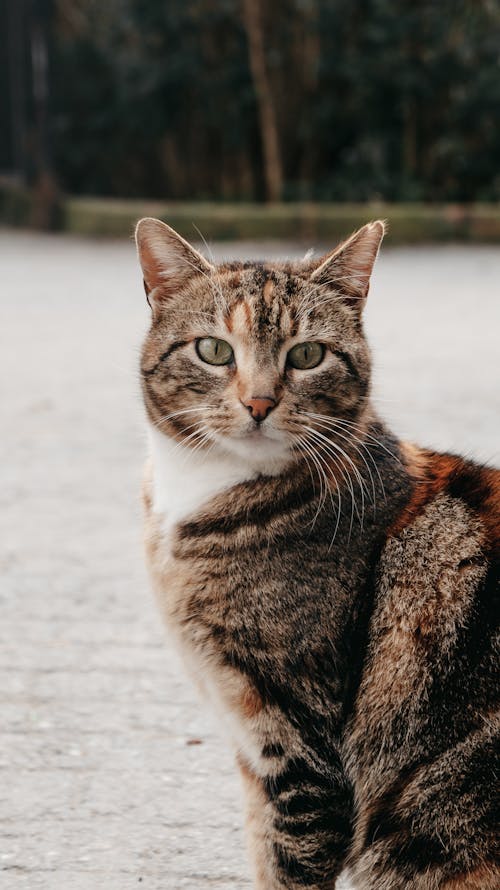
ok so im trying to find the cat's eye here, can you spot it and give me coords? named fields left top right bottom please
left=196, top=337, right=234, bottom=366
left=287, top=342, right=325, bottom=370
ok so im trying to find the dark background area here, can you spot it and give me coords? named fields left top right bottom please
left=2, top=0, right=500, bottom=209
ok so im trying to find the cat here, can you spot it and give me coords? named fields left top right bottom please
left=135, top=217, right=499, bottom=890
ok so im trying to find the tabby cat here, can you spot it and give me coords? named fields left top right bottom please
left=135, top=217, right=499, bottom=889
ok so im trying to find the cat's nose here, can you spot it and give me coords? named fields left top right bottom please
left=242, top=396, right=277, bottom=422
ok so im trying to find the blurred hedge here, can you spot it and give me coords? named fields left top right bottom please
left=2, top=184, right=500, bottom=242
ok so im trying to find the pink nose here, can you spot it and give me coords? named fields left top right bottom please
left=242, top=397, right=276, bottom=422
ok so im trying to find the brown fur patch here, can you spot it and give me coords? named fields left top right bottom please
left=226, top=297, right=252, bottom=337
left=450, top=464, right=500, bottom=556
left=389, top=446, right=500, bottom=557
left=442, top=864, right=500, bottom=889
left=238, top=685, right=265, bottom=719
left=229, top=271, right=242, bottom=287
left=388, top=445, right=457, bottom=537
left=263, top=278, right=274, bottom=305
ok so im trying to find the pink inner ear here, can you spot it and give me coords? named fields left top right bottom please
left=137, top=219, right=215, bottom=300
left=139, top=239, right=164, bottom=292
left=139, top=236, right=193, bottom=299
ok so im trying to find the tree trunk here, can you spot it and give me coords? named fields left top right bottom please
left=6, top=0, right=28, bottom=181
left=29, top=0, right=59, bottom=228
left=402, top=93, right=417, bottom=179
left=242, top=0, right=283, bottom=202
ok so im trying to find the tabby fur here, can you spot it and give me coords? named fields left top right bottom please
left=136, top=218, right=499, bottom=889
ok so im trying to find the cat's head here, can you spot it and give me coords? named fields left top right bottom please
left=136, top=218, right=384, bottom=470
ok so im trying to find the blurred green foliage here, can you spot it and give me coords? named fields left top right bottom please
left=9, top=0, right=500, bottom=202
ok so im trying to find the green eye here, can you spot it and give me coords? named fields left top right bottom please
left=287, top=342, right=324, bottom=370
left=196, top=337, right=234, bottom=366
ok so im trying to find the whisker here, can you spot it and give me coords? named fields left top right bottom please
left=296, top=434, right=330, bottom=529
left=325, top=419, right=387, bottom=504
left=192, top=223, right=216, bottom=265
left=301, top=411, right=380, bottom=509
left=192, top=223, right=229, bottom=313
left=334, top=420, right=402, bottom=467
left=304, top=410, right=401, bottom=465
left=169, top=423, right=216, bottom=468
left=152, top=405, right=215, bottom=430
left=298, top=431, right=343, bottom=547
left=186, top=430, right=214, bottom=459
left=168, top=424, right=210, bottom=455
left=301, top=410, right=399, bottom=505
left=179, top=252, right=227, bottom=313
left=304, top=424, right=367, bottom=509
left=290, top=440, right=316, bottom=496
left=295, top=277, right=366, bottom=318
left=290, top=423, right=344, bottom=544
left=297, top=436, right=327, bottom=526
left=303, top=427, right=359, bottom=538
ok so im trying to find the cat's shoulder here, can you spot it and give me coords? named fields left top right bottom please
left=388, top=443, right=499, bottom=555
left=374, top=446, right=498, bottom=641
left=378, top=445, right=499, bottom=598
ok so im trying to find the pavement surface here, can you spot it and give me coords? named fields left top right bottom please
left=0, top=230, right=499, bottom=890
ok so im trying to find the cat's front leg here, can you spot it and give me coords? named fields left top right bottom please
left=238, top=754, right=351, bottom=890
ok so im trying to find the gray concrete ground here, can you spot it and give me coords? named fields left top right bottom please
left=0, top=230, right=499, bottom=890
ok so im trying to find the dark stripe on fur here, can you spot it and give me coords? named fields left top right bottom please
left=177, top=478, right=316, bottom=539
left=332, top=349, right=359, bottom=380
left=141, top=340, right=185, bottom=377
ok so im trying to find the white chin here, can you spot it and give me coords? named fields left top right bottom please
left=215, top=430, right=292, bottom=470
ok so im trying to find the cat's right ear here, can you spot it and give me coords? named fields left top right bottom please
left=135, top=218, right=214, bottom=310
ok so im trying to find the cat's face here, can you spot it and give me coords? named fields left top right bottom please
left=137, top=219, right=384, bottom=469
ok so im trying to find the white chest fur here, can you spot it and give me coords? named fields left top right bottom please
left=147, top=424, right=296, bottom=773
left=148, top=424, right=262, bottom=536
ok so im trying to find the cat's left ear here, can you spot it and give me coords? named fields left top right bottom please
left=310, top=220, right=386, bottom=312
left=135, top=217, right=214, bottom=309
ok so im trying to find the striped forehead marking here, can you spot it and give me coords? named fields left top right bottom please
left=226, top=298, right=252, bottom=337
left=263, top=278, right=274, bottom=305
left=222, top=268, right=297, bottom=340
